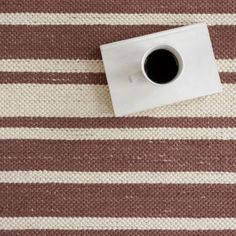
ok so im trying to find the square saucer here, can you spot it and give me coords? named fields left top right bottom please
left=100, top=23, right=222, bottom=117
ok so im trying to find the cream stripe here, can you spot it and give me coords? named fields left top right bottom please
left=0, top=59, right=233, bottom=73
left=0, top=59, right=104, bottom=73
left=217, top=59, right=236, bottom=73
left=0, top=13, right=236, bottom=25
left=0, top=84, right=234, bottom=117
left=1, top=171, right=236, bottom=184
left=1, top=217, right=236, bottom=230
left=0, top=127, right=236, bottom=140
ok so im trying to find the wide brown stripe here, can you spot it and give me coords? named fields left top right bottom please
left=0, top=72, right=233, bottom=84
left=1, top=231, right=236, bottom=236
left=1, top=0, right=235, bottom=13
left=1, top=183, right=236, bottom=217
left=0, top=25, right=234, bottom=59
left=0, top=117, right=236, bottom=128
left=0, top=140, right=236, bottom=172
left=0, top=230, right=236, bottom=236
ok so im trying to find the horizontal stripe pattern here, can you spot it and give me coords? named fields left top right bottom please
left=0, top=140, right=236, bottom=172
left=0, top=72, right=234, bottom=84
left=0, top=230, right=236, bottom=236
left=1, top=13, right=236, bottom=25
left=0, top=84, right=235, bottom=117
left=1, top=184, right=236, bottom=217
left=0, top=127, right=236, bottom=140
left=2, top=217, right=236, bottom=230
left=0, top=59, right=233, bottom=73
left=0, top=117, right=236, bottom=128
left=1, top=0, right=235, bottom=13
left=1, top=171, right=236, bottom=184
left=0, top=26, right=234, bottom=59
left=1, top=1, right=236, bottom=233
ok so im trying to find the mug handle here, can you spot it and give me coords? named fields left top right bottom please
left=129, top=71, right=146, bottom=83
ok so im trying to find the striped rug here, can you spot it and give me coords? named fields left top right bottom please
left=1, top=0, right=236, bottom=235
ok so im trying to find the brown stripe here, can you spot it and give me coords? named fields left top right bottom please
left=0, top=117, right=236, bottom=128
left=0, top=25, right=172, bottom=59
left=0, top=72, right=106, bottom=84
left=0, top=72, right=233, bottom=84
left=0, top=230, right=236, bottom=236
left=0, top=25, right=234, bottom=59
left=220, top=72, right=236, bottom=83
left=1, top=0, right=235, bottom=13
left=1, top=183, right=236, bottom=217
left=0, top=140, right=236, bottom=172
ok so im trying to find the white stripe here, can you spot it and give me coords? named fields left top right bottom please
left=0, top=59, right=233, bottom=73
left=1, top=217, right=236, bottom=230
left=1, top=171, right=236, bottom=184
left=0, top=13, right=236, bottom=25
left=0, top=127, right=236, bottom=140
left=217, top=59, right=236, bottom=73
left=0, top=84, right=234, bottom=117
left=0, top=59, right=104, bottom=73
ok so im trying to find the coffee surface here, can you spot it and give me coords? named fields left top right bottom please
left=144, top=49, right=179, bottom=84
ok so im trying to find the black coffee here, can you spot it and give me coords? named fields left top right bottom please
left=144, top=49, right=179, bottom=84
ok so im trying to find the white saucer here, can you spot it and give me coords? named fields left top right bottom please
left=100, top=23, right=222, bottom=117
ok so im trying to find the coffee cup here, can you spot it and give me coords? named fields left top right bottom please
left=130, top=45, right=184, bottom=85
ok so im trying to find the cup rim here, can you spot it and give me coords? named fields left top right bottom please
left=141, top=44, right=184, bottom=86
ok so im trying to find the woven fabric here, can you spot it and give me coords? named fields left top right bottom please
left=0, top=0, right=236, bottom=235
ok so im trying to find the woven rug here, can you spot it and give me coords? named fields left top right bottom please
left=0, top=0, right=236, bottom=235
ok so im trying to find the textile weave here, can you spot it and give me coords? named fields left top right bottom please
left=0, top=0, right=236, bottom=235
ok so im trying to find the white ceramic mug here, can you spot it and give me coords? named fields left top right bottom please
left=130, top=45, right=184, bottom=85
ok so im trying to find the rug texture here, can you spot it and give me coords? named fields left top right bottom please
left=0, top=0, right=236, bottom=235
